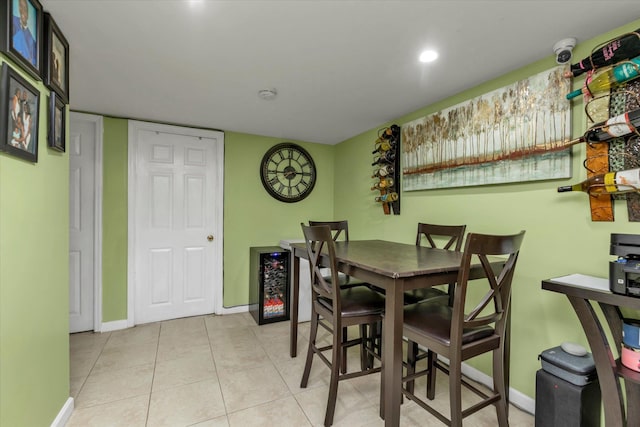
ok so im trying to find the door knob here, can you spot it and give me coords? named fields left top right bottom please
left=207, top=235, right=214, bottom=242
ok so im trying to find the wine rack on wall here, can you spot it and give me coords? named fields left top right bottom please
left=371, top=124, right=401, bottom=215
left=564, top=29, right=640, bottom=221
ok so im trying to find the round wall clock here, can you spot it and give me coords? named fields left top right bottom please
left=260, top=142, right=316, bottom=203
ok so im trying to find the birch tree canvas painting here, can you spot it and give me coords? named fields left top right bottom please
left=402, top=66, right=572, bottom=191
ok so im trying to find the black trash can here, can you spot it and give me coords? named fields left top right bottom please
left=535, top=346, right=601, bottom=427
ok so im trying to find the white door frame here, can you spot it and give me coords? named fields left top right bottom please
left=69, top=112, right=103, bottom=332
left=127, top=120, right=224, bottom=326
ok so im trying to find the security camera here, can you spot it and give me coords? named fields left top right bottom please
left=553, top=38, right=577, bottom=64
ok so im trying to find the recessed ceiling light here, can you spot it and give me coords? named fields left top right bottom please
left=419, top=50, right=438, bottom=63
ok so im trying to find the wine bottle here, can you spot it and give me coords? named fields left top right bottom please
left=565, top=30, right=640, bottom=78
left=566, top=56, right=640, bottom=99
left=375, top=192, right=398, bottom=202
left=371, top=178, right=394, bottom=190
left=372, top=165, right=394, bottom=178
left=378, top=124, right=400, bottom=140
left=372, top=140, right=395, bottom=154
left=374, top=131, right=399, bottom=146
left=560, top=107, right=640, bottom=147
left=371, top=151, right=396, bottom=166
left=557, top=168, right=640, bottom=195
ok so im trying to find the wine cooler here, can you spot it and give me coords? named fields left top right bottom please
left=249, top=246, right=291, bottom=325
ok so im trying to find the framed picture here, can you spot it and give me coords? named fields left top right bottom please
left=0, top=62, right=39, bottom=162
left=44, top=13, right=68, bottom=103
left=402, top=66, right=572, bottom=191
left=0, top=0, right=44, bottom=80
left=48, top=91, right=64, bottom=152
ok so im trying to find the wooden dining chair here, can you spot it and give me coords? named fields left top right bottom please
left=402, top=230, right=525, bottom=427
left=404, top=223, right=467, bottom=398
left=405, top=222, right=467, bottom=305
left=299, top=223, right=385, bottom=426
left=309, top=220, right=350, bottom=241
left=308, top=220, right=362, bottom=286
left=308, top=220, right=379, bottom=371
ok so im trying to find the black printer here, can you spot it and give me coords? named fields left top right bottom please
left=610, top=233, right=640, bottom=297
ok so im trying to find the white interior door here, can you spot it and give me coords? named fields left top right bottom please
left=69, top=113, right=102, bottom=333
left=129, top=121, right=223, bottom=325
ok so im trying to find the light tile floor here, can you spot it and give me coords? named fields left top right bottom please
left=68, top=312, right=534, bottom=426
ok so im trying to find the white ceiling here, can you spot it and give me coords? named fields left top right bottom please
left=39, top=0, right=640, bottom=145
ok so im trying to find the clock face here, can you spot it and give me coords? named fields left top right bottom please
left=260, top=143, right=316, bottom=203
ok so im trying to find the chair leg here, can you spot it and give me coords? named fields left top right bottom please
left=300, top=312, right=319, bottom=388
left=359, top=324, right=368, bottom=371
left=426, top=350, right=437, bottom=400
left=380, top=357, right=385, bottom=420
left=493, top=347, right=509, bottom=426
left=447, top=282, right=455, bottom=307
left=374, top=321, right=382, bottom=358
left=449, top=355, right=463, bottom=427
left=341, top=326, right=348, bottom=374
left=405, top=340, right=418, bottom=394
left=325, top=325, right=343, bottom=426
left=368, top=321, right=380, bottom=368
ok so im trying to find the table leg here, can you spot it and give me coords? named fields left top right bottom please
left=601, top=303, right=640, bottom=426
left=504, top=301, right=511, bottom=414
left=567, top=296, right=626, bottom=426
left=626, top=383, right=640, bottom=425
left=383, top=279, right=404, bottom=427
left=290, top=254, right=300, bottom=358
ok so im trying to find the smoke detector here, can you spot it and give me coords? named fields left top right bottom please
left=258, top=89, right=277, bottom=100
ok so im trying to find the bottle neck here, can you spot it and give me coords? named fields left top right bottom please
left=557, top=185, right=576, bottom=193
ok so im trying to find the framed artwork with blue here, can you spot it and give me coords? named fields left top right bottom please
left=0, top=0, right=43, bottom=80
left=0, top=62, right=40, bottom=162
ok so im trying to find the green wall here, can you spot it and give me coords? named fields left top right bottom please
left=102, top=118, right=128, bottom=321
left=334, top=18, right=640, bottom=399
left=221, top=132, right=336, bottom=306
left=0, top=59, right=69, bottom=426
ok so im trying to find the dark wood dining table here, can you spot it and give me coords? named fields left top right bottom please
left=289, top=239, right=505, bottom=427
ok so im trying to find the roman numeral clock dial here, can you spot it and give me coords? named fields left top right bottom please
left=260, top=143, right=317, bottom=203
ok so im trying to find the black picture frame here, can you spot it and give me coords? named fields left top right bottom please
left=44, top=13, right=68, bottom=103
left=0, top=62, right=39, bottom=162
left=0, top=0, right=44, bottom=80
left=48, top=90, right=64, bottom=152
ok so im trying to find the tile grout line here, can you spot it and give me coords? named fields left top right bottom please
left=72, top=331, right=112, bottom=407
left=144, top=323, right=162, bottom=427
left=204, top=314, right=231, bottom=422
left=274, top=321, right=316, bottom=427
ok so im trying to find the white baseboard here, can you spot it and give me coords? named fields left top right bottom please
left=460, top=361, right=535, bottom=415
left=99, top=319, right=129, bottom=332
left=218, top=305, right=249, bottom=315
left=98, top=309, right=249, bottom=332
left=50, top=397, right=74, bottom=427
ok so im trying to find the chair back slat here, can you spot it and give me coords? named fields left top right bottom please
left=465, top=254, right=502, bottom=322
left=413, top=223, right=467, bottom=306
left=453, top=231, right=525, bottom=334
left=309, top=220, right=350, bottom=241
left=416, top=223, right=466, bottom=252
left=301, top=223, right=341, bottom=306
